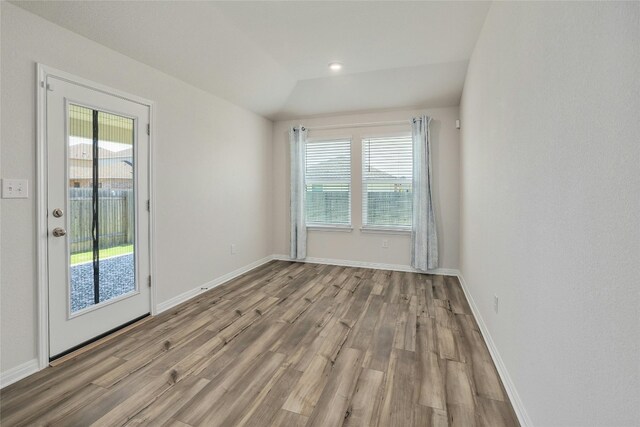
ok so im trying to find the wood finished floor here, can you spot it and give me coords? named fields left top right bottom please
left=1, top=261, right=519, bottom=427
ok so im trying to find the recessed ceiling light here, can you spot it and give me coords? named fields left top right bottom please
left=328, top=62, right=343, bottom=71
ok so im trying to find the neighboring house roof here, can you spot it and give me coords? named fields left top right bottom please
left=68, top=145, right=133, bottom=161
left=68, top=139, right=133, bottom=180
left=69, top=160, right=134, bottom=180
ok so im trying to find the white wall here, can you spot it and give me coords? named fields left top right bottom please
left=460, top=2, right=640, bottom=426
left=0, top=3, right=273, bottom=375
left=272, top=107, right=460, bottom=270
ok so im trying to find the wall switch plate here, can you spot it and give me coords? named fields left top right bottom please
left=231, top=244, right=237, bottom=255
left=2, top=179, right=29, bottom=199
left=494, top=295, right=499, bottom=313
left=381, top=239, right=389, bottom=249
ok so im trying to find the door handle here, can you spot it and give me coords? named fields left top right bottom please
left=52, top=227, right=67, bottom=237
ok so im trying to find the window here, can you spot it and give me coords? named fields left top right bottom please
left=362, top=135, right=412, bottom=228
left=305, top=139, right=351, bottom=226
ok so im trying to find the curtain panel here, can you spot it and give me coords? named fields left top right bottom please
left=411, top=116, right=438, bottom=270
left=289, top=126, right=307, bottom=259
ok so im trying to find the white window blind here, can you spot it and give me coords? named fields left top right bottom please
left=305, top=139, right=351, bottom=225
left=362, top=135, right=413, bottom=228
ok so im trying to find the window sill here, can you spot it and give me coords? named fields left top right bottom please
left=307, top=225, right=353, bottom=232
left=360, top=226, right=411, bottom=235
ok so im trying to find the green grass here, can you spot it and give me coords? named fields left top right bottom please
left=71, top=244, right=133, bottom=265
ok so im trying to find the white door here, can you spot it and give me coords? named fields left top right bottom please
left=46, top=75, right=151, bottom=358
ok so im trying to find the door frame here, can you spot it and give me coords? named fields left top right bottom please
left=36, top=64, right=157, bottom=370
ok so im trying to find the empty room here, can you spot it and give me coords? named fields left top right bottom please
left=0, top=1, right=638, bottom=426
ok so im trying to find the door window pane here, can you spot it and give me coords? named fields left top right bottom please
left=68, top=105, right=135, bottom=313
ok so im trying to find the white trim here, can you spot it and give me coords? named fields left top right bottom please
left=307, top=225, right=353, bottom=232
left=360, top=129, right=412, bottom=140
left=38, top=65, right=154, bottom=107
left=306, top=136, right=353, bottom=143
left=155, top=255, right=275, bottom=313
left=456, top=273, right=533, bottom=427
left=0, top=359, right=39, bottom=389
left=271, top=254, right=459, bottom=276
left=36, top=64, right=49, bottom=370
left=148, top=88, right=157, bottom=315
left=359, top=226, right=411, bottom=235
left=36, top=64, right=156, bottom=369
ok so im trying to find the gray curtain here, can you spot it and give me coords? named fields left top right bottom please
left=290, top=126, right=307, bottom=259
left=411, top=116, right=438, bottom=270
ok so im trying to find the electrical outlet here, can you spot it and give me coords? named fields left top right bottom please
left=231, top=244, right=237, bottom=255
left=381, top=239, right=389, bottom=249
left=2, top=179, right=29, bottom=199
left=494, top=295, right=499, bottom=313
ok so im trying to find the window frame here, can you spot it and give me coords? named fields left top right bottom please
left=304, top=137, right=353, bottom=228
left=361, top=132, right=413, bottom=232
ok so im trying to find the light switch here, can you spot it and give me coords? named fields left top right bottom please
left=2, top=179, right=29, bottom=199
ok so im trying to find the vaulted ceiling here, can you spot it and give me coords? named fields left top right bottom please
left=13, top=1, right=491, bottom=120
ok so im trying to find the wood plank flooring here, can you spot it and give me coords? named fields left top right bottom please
left=0, top=261, right=519, bottom=427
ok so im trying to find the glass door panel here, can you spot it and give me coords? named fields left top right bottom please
left=68, top=104, right=136, bottom=313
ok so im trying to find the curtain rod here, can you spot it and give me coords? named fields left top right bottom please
left=299, top=119, right=413, bottom=131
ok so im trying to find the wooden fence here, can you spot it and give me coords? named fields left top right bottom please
left=69, top=188, right=134, bottom=254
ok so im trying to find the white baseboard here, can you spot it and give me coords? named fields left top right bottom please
left=272, top=254, right=460, bottom=276
left=457, top=273, right=533, bottom=427
left=0, top=359, right=39, bottom=389
left=155, top=255, right=275, bottom=313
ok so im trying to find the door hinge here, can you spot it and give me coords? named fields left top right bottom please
left=148, top=275, right=152, bottom=288
left=146, top=123, right=150, bottom=135
left=146, top=199, right=150, bottom=211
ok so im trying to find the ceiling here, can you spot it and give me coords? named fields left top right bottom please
left=13, top=1, right=491, bottom=120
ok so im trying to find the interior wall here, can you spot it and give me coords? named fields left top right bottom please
left=0, top=3, right=273, bottom=375
left=272, top=107, right=460, bottom=270
left=459, top=2, right=640, bottom=425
